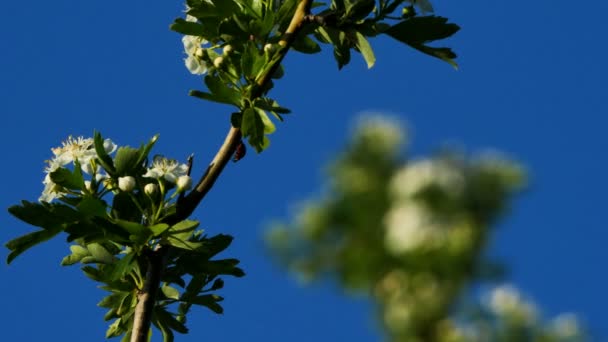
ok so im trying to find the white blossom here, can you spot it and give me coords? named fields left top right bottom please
left=182, top=35, right=208, bottom=75
left=550, top=313, right=581, bottom=339
left=143, top=156, right=188, bottom=183
left=144, top=183, right=158, bottom=196
left=118, top=176, right=136, bottom=192
left=176, top=175, right=192, bottom=191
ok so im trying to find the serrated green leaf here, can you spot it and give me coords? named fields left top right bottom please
left=50, top=167, right=84, bottom=191
left=354, top=31, right=375, bottom=68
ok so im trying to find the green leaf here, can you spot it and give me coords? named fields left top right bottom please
left=109, top=252, right=135, bottom=281
left=188, top=294, right=224, bottom=314
left=9, top=201, right=80, bottom=229
left=76, top=197, right=107, bottom=217
left=114, top=146, right=140, bottom=176
left=50, top=167, right=84, bottom=191
left=256, top=108, right=276, bottom=134
left=87, top=243, right=115, bottom=264
left=344, top=0, right=375, bottom=22
left=114, top=219, right=150, bottom=237
left=150, top=223, right=170, bottom=237
left=241, top=41, right=266, bottom=80
left=154, top=307, right=188, bottom=334
left=161, top=284, right=181, bottom=300
left=291, top=35, right=322, bottom=54
left=276, top=0, right=298, bottom=31
left=98, top=292, right=128, bottom=309
left=384, top=16, right=460, bottom=67
left=133, top=135, right=159, bottom=173
left=170, top=18, right=205, bottom=36
left=5, top=228, right=62, bottom=264
left=94, top=131, right=116, bottom=175
left=354, top=31, right=375, bottom=68
left=241, top=108, right=266, bottom=153
left=61, top=244, right=90, bottom=266
left=112, top=192, right=142, bottom=222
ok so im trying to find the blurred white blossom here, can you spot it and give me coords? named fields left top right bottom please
left=486, top=285, right=537, bottom=323
left=176, top=175, right=192, bottom=191
left=355, top=115, right=404, bottom=153
left=390, top=159, right=464, bottom=199
left=384, top=203, right=443, bottom=254
left=550, top=313, right=582, bottom=339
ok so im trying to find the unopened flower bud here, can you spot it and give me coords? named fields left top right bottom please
left=223, top=44, right=233, bottom=55
left=263, top=43, right=274, bottom=53
left=84, top=180, right=93, bottom=191
left=118, top=176, right=136, bottom=192
left=144, top=183, right=158, bottom=196
left=213, top=56, right=224, bottom=68
left=176, top=175, right=192, bottom=191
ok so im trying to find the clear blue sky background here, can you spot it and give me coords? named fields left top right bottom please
left=1, top=1, right=606, bottom=341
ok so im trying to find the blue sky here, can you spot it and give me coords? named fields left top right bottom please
left=1, top=0, right=607, bottom=340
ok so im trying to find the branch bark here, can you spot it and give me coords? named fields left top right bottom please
left=130, top=247, right=166, bottom=342
left=130, top=1, right=314, bottom=341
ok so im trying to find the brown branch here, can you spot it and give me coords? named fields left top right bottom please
left=130, top=247, right=166, bottom=342
left=173, top=0, right=314, bottom=222
left=130, top=2, right=314, bottom=341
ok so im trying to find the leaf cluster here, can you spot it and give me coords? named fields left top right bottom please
left=171, top=0, right=459, bottom=152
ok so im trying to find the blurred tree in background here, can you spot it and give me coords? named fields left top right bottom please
left=266, top=116, right=586, bottom=342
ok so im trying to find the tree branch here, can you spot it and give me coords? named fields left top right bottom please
left=129, top=2, right=315, bottom=341
left=173, top=0, right=314, bottom=222
left=130, top=247, right=166, bottom=342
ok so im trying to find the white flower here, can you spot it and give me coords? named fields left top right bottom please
left=486, top=285, right=537, bottom=322
left=144, top=183, right=158, bottom=196
left=143, top=156, right=188, bottom=183
left=176, top=175, right=192, bottom=191
left=384, top=203, right=442, bottom=254
left=118, top=176, right=136, bottom=192
left=182, top=35, right=208, bottom=75
left=39, top=173, right=65, bottom=202
left=390, top=159, right=464, bottom=199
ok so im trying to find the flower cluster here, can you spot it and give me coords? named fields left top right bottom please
left=383, top=158, right=465, bottom=254
left=39, top=136, right=192, bottom=222
left=41, top=136, right=116, bottom=202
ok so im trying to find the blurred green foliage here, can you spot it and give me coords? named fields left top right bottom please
left=266, top=116, right=587, bottom=342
